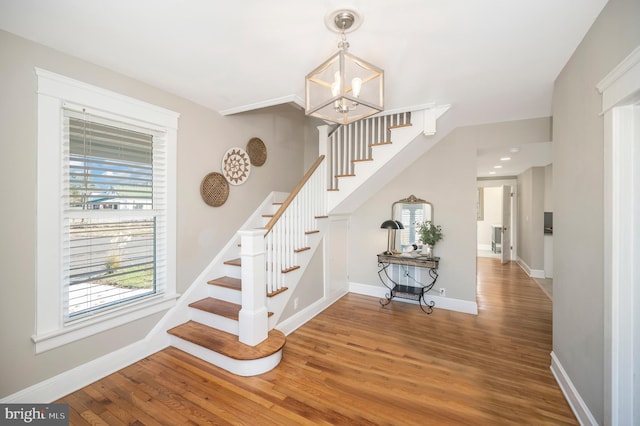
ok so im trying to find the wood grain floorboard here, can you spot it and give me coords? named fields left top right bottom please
left=56, top=258, right=576, bottom=425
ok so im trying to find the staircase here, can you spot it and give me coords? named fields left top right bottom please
left=163, top=104, right=449, bottom=376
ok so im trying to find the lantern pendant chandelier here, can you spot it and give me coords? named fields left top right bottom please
left=305, top=9, right=384, bottom=125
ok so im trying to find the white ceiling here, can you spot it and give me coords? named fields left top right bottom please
left=477, top=142, right=552, bottom=178
left=0, top=0, right=607, bottom=176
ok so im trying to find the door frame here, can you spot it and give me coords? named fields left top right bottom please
left=598, top=45, right=640, bottom=426
left=477, top=179, right=517, bottom=261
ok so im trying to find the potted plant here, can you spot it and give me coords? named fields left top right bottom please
left=417, top=221, right=443, bottom=258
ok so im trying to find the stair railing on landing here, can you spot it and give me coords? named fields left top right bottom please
left=263, top=155, right=327, bottom=295
left=327, top=112, right=412, bottom=190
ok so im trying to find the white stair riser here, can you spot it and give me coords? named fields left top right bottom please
left=224, top=264, right=242, bottom=279
left=207, top=285, right=242, bottom=305
left=189, top=309, right=239, bottom=335
left=169, top=336, right=282, bottom=376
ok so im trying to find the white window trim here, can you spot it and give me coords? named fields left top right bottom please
left=33, top=68, right=180, bottom=353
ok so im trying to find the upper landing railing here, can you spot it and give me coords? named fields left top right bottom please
left=327, top=112, right=412, bottom=190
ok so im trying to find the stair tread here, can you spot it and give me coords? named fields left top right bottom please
left=189, top=298, right=240, bottom=319
left=224, top=258, right=241, bottom=267
left=268, top=287, right=289, bottom=297
left=190, top=297, right=274, bottom=318
left=168, top=321, right=285, bottom=360
left=208, top=276, right=242, bottom=291
left=388, top=123, right=412, bottom=130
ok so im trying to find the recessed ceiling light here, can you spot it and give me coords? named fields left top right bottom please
left=489, top=171, right=496, bottom=175
left=500, top=157, right=511, bottom=161
left=510, top=147, right=520, bottom=153
left=493, top=165, right=503, bottom=169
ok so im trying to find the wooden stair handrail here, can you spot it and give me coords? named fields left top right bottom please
left=263, top=155, right=325, bottom=234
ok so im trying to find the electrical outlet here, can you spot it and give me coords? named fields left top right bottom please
left=293, top=297, right=299, bottom=310
left=439, top=288, right=446, bottom=297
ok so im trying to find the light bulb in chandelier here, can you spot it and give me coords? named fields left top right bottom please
left=351, top=77, right=362, bottom=98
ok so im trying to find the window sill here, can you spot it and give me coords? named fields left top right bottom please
left=31, top=293, right=180, bottom=354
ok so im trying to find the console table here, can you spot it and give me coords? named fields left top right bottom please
left=377, top=253, right=440, bottom=314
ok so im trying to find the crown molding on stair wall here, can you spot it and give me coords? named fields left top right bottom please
left=219, top=94, right=305, bottom=116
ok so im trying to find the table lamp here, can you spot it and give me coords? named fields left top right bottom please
left=380, top=219, right=404, bottom=255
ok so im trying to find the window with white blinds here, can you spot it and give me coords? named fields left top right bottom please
left=62, top=109, right=166, bottom=320
left=34, top=68, right=178, bottom=353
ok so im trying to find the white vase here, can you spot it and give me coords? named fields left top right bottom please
left=421, top=244, right=433, bottom=258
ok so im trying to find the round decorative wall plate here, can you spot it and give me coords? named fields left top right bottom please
left=222, top=147, right=251, bottom=185
left=246, top=137, right=267, bottom=166
left=200, top=172, right=229, bottom=207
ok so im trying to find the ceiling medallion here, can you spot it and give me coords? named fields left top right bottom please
left=222, top=147, right=251, bottom=185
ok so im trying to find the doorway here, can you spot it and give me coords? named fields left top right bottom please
left=477, top=182, right=515, bottom=263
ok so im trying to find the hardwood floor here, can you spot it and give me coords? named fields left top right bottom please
left=57, top=258, right=576, bottom=425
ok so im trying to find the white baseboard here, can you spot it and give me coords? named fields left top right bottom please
left=550, top=351, right=598, bottom=426
left=1, top=337, right=169, bottom=403
left=277, top=289, right=348, bottom=336
left=517, top=257, right=546, bottom=279
left=349, top=282, right=478, bottom=315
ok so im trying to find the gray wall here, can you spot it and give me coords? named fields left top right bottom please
left=0, top=30, right=309, bottom=398
left=348, top=117, right=551, bottom=303
left=552, top=0, right=640, bottom=422
left=348, top=126, right=477, bottom=301
left=517, top=167, right=545, bottom=271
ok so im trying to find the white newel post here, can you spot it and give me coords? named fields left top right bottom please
left=318, top=124, right=329, bottom=189
left=318, top=124, right=329, bottom=156
left=238, top=229, right=269, bottom=346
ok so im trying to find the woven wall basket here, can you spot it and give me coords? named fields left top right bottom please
left=246, top=137, right=267, bottom=167
left=222, top=147, right=251, bottom=185
left=200, top=172, right=229, bottom=207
